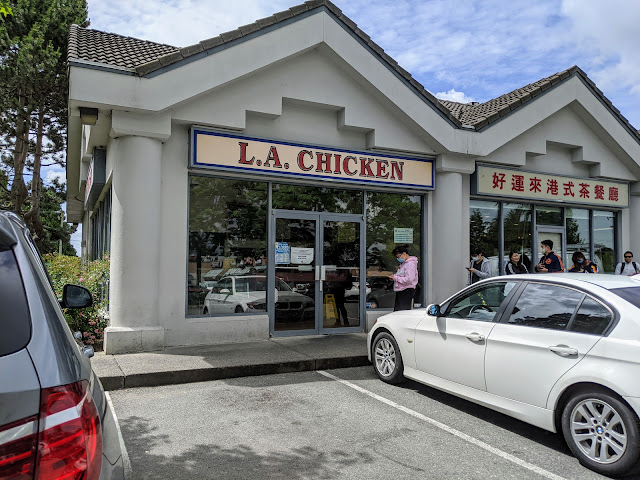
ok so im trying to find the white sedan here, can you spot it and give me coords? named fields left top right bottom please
left=368, top=274, right=640, bottom=477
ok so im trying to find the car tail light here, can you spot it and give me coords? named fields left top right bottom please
left=0, top=380, right=103, bottom=480
left=0, top=415, right=38, bottom=479
left=35, top=381, right=102, bottom=480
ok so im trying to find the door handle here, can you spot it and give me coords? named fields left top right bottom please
left=465, top=333, right=485, bottom=342
left=548, top=345, right=578, bottom=357
left=316, top=266, right=322, bottom=293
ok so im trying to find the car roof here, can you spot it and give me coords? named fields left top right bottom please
left=0, top=210, right=25, bottom=248
left=488, top=273, right=640, bottom=290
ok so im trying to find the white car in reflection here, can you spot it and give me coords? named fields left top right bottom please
left=368, top=274, right=640, bottom=477
left=203, top=275, right=314, bottom=321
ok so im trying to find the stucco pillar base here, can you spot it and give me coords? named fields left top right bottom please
left=104, top=326, right=165, bottom=354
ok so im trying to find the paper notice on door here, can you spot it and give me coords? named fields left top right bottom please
left=275, top=242, right=290, bottom=264
left=291, top=247, right=314, bottom=264
left=394, top=227, right=414, bottom=243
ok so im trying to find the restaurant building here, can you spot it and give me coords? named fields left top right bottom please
left=66, top=1, right=640, bottom=353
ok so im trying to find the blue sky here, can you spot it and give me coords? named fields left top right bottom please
left=63, top=0, right=640, bottom=253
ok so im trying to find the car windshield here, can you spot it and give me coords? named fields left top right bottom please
left=610, top=287, right=640, bottom=309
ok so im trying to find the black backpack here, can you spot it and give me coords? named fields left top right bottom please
left=618, top=261, right=639, bottom=274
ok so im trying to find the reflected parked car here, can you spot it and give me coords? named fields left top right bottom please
left=203, top=275, right=314, bottom=321
left=366, top=276, right=396, bottom=308
left=0, top=211, right=124, bottom=479
left=368, top=273, right=640, bottom=477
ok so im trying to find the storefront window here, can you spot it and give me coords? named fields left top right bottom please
left=566, top=209, right=590, bottom=269
left=272, top=184, right=363, bottom=213
left=593, top=210, right=616, bottom=273
left=187, top=176, right=268, bottom=316
left=469, top=200, right=499, bottom=275
left=503, top=203, right=533, bottom=272
left=91, top=187, right=112, bottom=260
left=536, top=206, right=562, bottom=226
left=366, top=192, right=422, bottom=308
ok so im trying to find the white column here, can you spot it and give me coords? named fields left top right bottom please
left=104, top=135, right=164, bottom=353
left=629, top=191, right=640, bottom=258
left=431, top=171, right=467, bottom=302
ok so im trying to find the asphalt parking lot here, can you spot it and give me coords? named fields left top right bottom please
left=109, top=366, right=630, bottom=480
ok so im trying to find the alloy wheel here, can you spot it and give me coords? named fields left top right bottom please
left=374, top=338, right=396, bottom=377
left=569, top=398, right=628, bottom=464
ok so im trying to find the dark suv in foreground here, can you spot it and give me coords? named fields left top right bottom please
left=0, top=211, right=125, bottom=479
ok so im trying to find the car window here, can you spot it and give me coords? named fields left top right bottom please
left=611, top=287, right=640, bottom=309
left=446, top=282, right=516, bottom=322
left=507, top=283, right=583, bottom=330
left=235, top=278, right=249, bottom=293
left=569, top=297, right=612, bottom=335
left=0, top=248, right=32, bottom=357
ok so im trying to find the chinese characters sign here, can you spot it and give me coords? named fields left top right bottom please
left=192, top=130, right=434, bottom=189
left=476, top=166, right=628, bottom=208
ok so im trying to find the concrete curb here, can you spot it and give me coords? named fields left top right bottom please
left=98, top=355, right=370, bottom=391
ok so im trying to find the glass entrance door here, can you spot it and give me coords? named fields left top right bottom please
left=321, top=218, right=361, bottom=331
left=273, top=216, right=317, bottom=332
left=271, top=211, right=364, bottom=335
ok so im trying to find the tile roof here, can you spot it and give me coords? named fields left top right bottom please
left=68, top=24, right=179, bottom=70
left=437, top=66, right=640, bottom=143
left=67, top=1, right=639, bottom=142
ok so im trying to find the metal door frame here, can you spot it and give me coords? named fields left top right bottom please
left=269, top=209, right=365, bottom=336
left=534, top=225, right=565, bottom=271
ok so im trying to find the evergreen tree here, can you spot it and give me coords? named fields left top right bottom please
left=0, top=0, right=88, bottom=245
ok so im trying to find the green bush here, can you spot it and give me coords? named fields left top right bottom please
left=44, top=253, right=110, bottom=349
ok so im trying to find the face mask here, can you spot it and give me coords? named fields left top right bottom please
left=471, top=256, right=479, bottom=262
left=577, top=259, right=584, bottom=264
left=397, top=257, right=405, bottom=263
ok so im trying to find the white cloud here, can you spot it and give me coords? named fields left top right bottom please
left=45, top=169, right=65, bottom=185
left=435, top=89, right=475, bottom=104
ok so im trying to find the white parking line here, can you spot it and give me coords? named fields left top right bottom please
left=318, top=370, right=567, bottom=480
left=105, top=392, right=133, bottom=480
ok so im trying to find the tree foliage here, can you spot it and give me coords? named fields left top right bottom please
left=0, top=0, right=88, bottom=252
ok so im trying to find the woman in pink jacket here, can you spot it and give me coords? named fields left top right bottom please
left=388, top=245, right=419, bottom=311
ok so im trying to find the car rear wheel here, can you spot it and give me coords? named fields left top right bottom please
left=234, top=305, right=244, bottom=314
left=561, top=390, right=640, bottom=476
left=372, top=332, right=405, bottom=384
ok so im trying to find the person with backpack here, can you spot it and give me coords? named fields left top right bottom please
left=568, top=251, right=598, bottom=273
left=615, top=251, right=640, bottom=276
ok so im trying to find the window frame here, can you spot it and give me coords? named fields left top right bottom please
left=499, top=280, right=618, bottom=336
left=442, top=280, right=521, bottom=323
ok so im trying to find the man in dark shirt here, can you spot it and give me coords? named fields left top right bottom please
left=535, top=239, right=564, bottom=273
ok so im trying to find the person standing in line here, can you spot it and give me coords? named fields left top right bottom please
left=568, top=251, right=598, bottom=273
left=505, top=251, right=529, bottom=274
left=615, top=251, right=640, bottom=276
left=388, top=245, right=418, bottom=311
left=467, top=247, right=491, bottom=284
left=535, top=239, right=564, bottom=273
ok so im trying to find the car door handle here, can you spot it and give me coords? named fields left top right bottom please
left=465, top=333, right=485, bottom=342
left=549, top=345, right=578, bottom=357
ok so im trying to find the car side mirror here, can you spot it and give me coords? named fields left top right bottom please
left=427, top=304, right=441, bottom=317
left=60, top=284, right=93, bottom=309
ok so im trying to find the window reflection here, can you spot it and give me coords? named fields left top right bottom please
left=536, top=206, right=562, bottom=226
left=565, top=209, right=590, bottom=270
left=188, top=176, right=268, bottom=316
left=469, top=200, right=499, bottom=276
left=508, top=283, right=583, bottom=330
left=366, top=192, right=422, bottom=308
left=593, top=210, right=615, bottom=273
left=272, top=184, right=363, bottom=213
left=503, top=204, right=532, bottom=272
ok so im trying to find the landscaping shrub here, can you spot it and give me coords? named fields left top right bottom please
left=44, top=253, right=110, bottom=349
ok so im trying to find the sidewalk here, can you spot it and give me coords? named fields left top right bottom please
left=91, top=333, right=370, bottom=391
